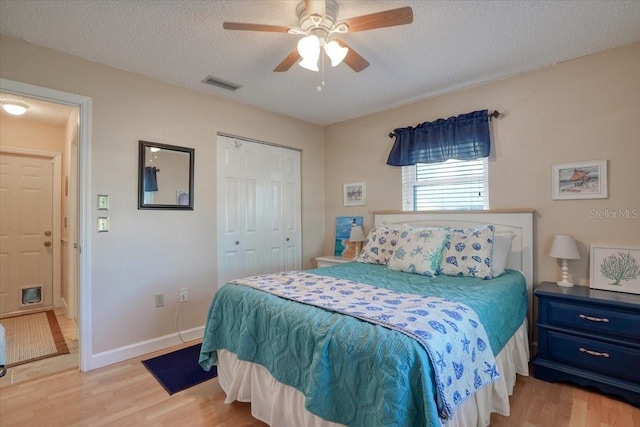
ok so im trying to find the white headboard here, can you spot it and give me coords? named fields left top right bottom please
left=374, top=210, right=534, bottom=329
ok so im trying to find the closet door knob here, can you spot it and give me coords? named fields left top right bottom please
left=286, top=238, right=290, bottom=242
left=235, top=241, right=240, bottom=245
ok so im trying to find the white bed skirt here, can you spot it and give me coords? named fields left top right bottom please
left=217, top=319, right=529, bottom=427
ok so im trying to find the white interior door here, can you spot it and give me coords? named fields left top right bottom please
left=67, top=128, right=79, bottom=319
left=217, top=137, right=265, bottom=284
left=0, top=154, right=54, bottom=315
left=264, top=145, right=285, bottom=273
left=216, top=135, right=301, bottom=288
left=283, top=149, right=301, bottom=271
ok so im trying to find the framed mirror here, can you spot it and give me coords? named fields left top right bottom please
left=138, top=140, right=194, bottom=210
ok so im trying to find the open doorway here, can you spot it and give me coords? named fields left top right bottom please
left=0, top=77, right=92, bottom=378
left=0, top=93, right=79, bottom=385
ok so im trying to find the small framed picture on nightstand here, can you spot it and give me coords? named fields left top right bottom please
left=590, top=244, right=640, bottom=295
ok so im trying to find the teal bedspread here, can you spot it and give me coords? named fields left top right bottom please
left=199, top=262, right=527, bottom=427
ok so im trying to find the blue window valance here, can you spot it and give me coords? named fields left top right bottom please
left=387, top=109, right=491, bottom=166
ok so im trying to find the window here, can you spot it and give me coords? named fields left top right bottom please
left=402, top=158, right=488, bottom=211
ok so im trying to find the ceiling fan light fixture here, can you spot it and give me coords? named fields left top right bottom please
left=1, top=102, right=29, bottom=116
left=324, top=40, right=348, bottom=67
left=332, top=22, right=349, bottom=34
left=299, top=56, right=320, bottom=71
left=297, top=35, right=320, bottom=71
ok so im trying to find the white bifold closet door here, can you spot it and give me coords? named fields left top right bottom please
left=216, top=135, right=301, bottom=289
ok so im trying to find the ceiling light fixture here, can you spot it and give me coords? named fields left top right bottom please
left=297, top=35, right=348, bottom=71
left=297, top=35, right=320, bottom=71
left=1, top=102, right=29, bottom=116
left=323, top=40, right=348, bottom=67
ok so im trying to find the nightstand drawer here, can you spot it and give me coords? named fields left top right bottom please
left=547, top=330, right=640, bottom=383
left=546, top=300, right=640, bottom=341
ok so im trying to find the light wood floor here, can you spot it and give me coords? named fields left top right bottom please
left=1, top=342, right=638, bottom=427
left=0, top=307, right=79, bottom=388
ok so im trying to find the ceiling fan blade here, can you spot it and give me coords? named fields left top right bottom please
left=274, top=49, right=302, bottom=72
left=342, top=6, right=413, bottom=33
left=223, top=22, right=291, bottom=33
left=335, top=40, right=370, bottom=72
left=305, top=0, right=326, bottom=18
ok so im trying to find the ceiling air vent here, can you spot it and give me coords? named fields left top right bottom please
left=202, top=75, right=242, bottom=91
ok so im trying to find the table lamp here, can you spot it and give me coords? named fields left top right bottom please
left=349, top=225, right=365, bottom=258
left=549, top=234, right=580, bottom=287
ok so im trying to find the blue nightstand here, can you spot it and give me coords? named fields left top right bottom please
left=533, top=282, right=640, bottom=407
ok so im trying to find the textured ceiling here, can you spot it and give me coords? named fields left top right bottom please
left=1, top=1, right=639, bottom=126
left=0, top=92, right=74, bottom=125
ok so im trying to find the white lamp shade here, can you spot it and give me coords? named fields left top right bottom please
left=324, top=40, right=348, bottom=67
left=297, top=35, right=320, bottom=71
left=549, top=234, right=580, bottom=260
left=349, top=225, right=365, bottom=242
left=298, top=57, right=319, bottom=71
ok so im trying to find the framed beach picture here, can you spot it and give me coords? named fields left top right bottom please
left=334, top=216, right=363, bottom=257
left=590, top=245, right=640, bottom=295
left=343, top=182, right=366, bottom=206
left=552, top=160, right=607, bottom=200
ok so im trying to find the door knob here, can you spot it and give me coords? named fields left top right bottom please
left=286, top=237, right=290, bottom=241
left=44, top=231, right=52, bottom=236
left=44, top=241, right=52, bottom=247
left=235, top=241, right=240, bottom=245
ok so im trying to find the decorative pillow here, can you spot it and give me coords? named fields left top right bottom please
left=491, top=232, right=515, bottom=277
left=356, top=226, right=401, bottom=265
left=387, top=225, right=450, bottom=276
left=440, top=225, right=495, bottom=279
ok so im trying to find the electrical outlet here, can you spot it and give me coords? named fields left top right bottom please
left=154, top=293, right=165, bottom=308
left=179, top=288, right=188, bottom=303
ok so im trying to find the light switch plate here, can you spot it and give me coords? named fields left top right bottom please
left=97, top=217, right=109, bottom=232
left=97, top=194, right=109, bottom=210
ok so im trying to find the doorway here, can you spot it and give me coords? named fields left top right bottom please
left=0, top=77, right=92, bottom=374
left=0, top=97, right=78, bottom=385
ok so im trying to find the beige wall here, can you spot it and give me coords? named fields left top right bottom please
left=325, top=42, right=640, bottom=286
left=0, top=115, right=66, bottom=152
left=0, top=35, right=325, bottom=356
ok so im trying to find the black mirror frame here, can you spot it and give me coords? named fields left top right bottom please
left=138, top=140, right=194, bottom=210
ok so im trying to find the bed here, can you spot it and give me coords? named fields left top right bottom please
left=200, top=211, right=534, bottom=427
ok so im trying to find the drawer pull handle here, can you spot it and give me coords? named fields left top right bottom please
left=579, top=314, right=609, bottom=323
left=579, top=347, right=609, bottom=358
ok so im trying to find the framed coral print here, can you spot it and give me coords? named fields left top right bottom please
left=590, top=245, right=640, bottom=295
left=343, top=182, right=366, bottom=206
left=552, top=160, right=607, bottom=200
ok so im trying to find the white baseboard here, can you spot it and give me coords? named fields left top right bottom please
left=87, top=325, right=204, bottom=371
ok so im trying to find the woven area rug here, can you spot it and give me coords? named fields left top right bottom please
left=142, top=344, right=217, bottom=395
left=0, top=310, right=69, bottom=367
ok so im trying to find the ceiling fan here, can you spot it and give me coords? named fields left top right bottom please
left=223, top=0, right=413, bottom=73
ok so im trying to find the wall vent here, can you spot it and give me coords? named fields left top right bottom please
left=202, top=75, right=242, bottom=91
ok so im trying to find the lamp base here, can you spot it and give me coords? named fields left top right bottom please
left=557, top=258, right=574, bottom=287
left=557, top=279, right=574, bottom=288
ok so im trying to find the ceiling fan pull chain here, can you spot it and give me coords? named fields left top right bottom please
left=318, top=54, right=326, bottom=91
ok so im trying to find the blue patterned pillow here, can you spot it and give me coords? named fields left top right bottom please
left=387, top=226, right=450, bottom=276
left=356, top=226, right=401, bottom=265
left=440, top=225, right=495, bottom=279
